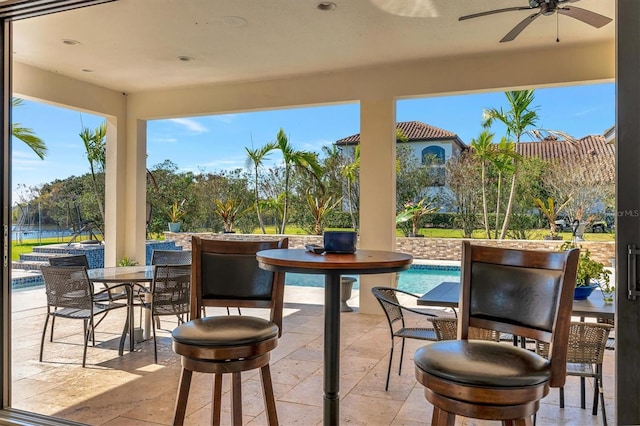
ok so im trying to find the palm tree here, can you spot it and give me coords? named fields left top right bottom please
left=470, top=130, right=494, bottom=239
left=340, top=144, right=360, bottom=231
left=12, top=98, right=47, bottom=159
left=274, top=128, right=323, bottom=234
left=482, top=90, right=538, bottom=239
left=245, top=142, right=276, bottom=234
left=491, top=137, right=516, bottom=239
left=79, top=120, right=107, bottom=223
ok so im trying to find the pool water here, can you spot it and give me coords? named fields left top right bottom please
left=284, top=265, right=461, bottom=295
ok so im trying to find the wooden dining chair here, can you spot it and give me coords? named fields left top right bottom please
left=414, top=241, right=579, bottom=425
left=171, top=236, right=288, bottom=426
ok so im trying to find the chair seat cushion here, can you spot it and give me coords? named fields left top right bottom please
left=415, top=340, right=551, bottom=387
left=172, top=316, right=278, bottom=347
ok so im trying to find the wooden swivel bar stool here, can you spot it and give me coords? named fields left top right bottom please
left=172, top=237, right=288, bottom=426
left=414, top=241, right=579, bottom=425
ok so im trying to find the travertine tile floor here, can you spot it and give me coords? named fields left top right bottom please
left=10, top=284, right=614, bottom=425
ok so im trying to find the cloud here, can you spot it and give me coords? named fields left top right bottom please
left=298, top=138, right=333, bottom=151
left=168, top=118, right=208, bottom=134
left=150, top=137, right=178, bottom=143
left=573, top=108, right=597, bottom=117
left=210, top=114, right=238, bottom=124
left=184, top=157, right=246, bottom=172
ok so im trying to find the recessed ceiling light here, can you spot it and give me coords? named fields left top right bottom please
left=177, top=56, right=195, bottom=62
left=317, top=2, right=336, bottom=11
left=62, top=39, right=81, bottom=46
left=82, top=69, right=94, bottom=73
left=221, top=16, right=247, bottom=27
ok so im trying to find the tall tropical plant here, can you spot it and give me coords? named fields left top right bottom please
left=245, top=142, right=276, bottom=234
left=470, top=130, right=494, bottom=239
left=12, top=98, right=47, bottom=159
left=491, top=137, right=517, bottom=238
left=340, top=144, right=360, bottom=231
left=482, top=90, right=538, bottom=239
left=79, top=120, right=107, bottom=223
left=305, top=193, right=341, bottom=235
left=274, top=128, right=323, bottom=234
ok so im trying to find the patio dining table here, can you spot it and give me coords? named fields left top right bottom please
left=256, top=248, right=412, bottom=426
left=87, top=265, right=155, bottom=354
left=416, top=281, right=615, bottom=320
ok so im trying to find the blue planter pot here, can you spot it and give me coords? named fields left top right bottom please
left=168, top=222, right=181, bottom=232
left=574, top=284, right=597, bottom=300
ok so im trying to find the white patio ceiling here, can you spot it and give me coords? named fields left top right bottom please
left=11, top=0, right=615, bottom=94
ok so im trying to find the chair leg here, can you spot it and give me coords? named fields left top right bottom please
left=503, top=419, right=533, bottom=426
left=39, top=314, right=50, bottom=362
left=384, top=340, right=394, bottom=391
left=173, top=367, right=193, bottom=426
left=118, top=304, right=130, bottom=356
left=50, top=314, right=56, bottom=342
left=260, top=364, right=278, bottom=426
left=431, top=406, right=455, bottom=425
left=559, top=387, right=565, bottom=408
left=580, top=377, right=586, bottom=409
left=398, top=337, right=406, bottom=376
left=152, top=314, right=158, bottom=364
left=82, top=319, right=92, bottom=368
left=212, top=374, right=223, bottom=426
left=231, top=372, right=242, bottom=426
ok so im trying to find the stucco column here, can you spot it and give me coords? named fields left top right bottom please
left=358, top=99, right=397, bottom=314
left=104, top=116, right=125, bottom=266
left=127, top=119, right=147, bottom=266
left=105, top=114, right=146, bottom=267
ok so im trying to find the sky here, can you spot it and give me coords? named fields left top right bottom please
left=11, top=82, right=615, bottom=202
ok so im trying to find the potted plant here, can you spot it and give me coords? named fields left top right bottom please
left=167, top=199, right=187, bottom=232
left=559, top=241, right=613, bottom=300
left=213, top=198, right=251, bottom=233
left=396, top=197, right=436, bottom=237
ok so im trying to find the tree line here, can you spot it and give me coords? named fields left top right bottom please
left=12, top=90, right=615, bottom=239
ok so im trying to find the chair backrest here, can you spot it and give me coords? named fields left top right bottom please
left=371, top=287, right=405, bottom=328
left=459, top=241, right=579, bottom=387
left=151, top=264, right=192, bottom=316
left=431, top=317, right=499, bottom=342
left=48, top=254, right=90, bottom=268
left=151, top=249, right=192, bottom=265
left=536, top=321, right=613, bottom=364
left=191, top=236, right=288, bottom=334
left=40, top=265, right=93, bottom=310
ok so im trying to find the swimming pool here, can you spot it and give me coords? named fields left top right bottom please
left=284, top=264, right=461, bottom=295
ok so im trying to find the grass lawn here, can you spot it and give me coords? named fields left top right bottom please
left=11, top=236, right=75, bottom=261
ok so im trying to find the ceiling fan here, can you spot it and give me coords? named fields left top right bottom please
left=458, top=0, right=612, bottom=43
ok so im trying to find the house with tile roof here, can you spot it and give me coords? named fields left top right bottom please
left=336, top=121, right=467, bottom=188
left=516, top=134, right=614, bottom=185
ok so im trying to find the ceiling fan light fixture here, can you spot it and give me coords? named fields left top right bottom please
left=177, top=56, right=195, bottom=62
left=62, top=39, right=80, bottom=46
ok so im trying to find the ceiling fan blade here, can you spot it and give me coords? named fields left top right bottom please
left=459, top=6, right=533, bottom=21
left=557, top=6, right=612, bottom=28
left=500, top=12, right=542, bottom=43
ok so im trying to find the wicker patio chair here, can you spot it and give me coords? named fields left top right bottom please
left=430, top=316, right=500, bottom=341
left=141, top=264, right=191, bottom=363
left=536, top=321, right=613, bottom=424
left=39, top=265, right=130, bottom=367
left=372, top=286, right=437, bottom=391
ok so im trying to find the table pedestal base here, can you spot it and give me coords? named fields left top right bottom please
left=324, top=273, right=341, bottom=425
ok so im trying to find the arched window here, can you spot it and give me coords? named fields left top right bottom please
left=422, top=146, right=446, bottom=186
left=421, top=146, right=445, bottom=165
